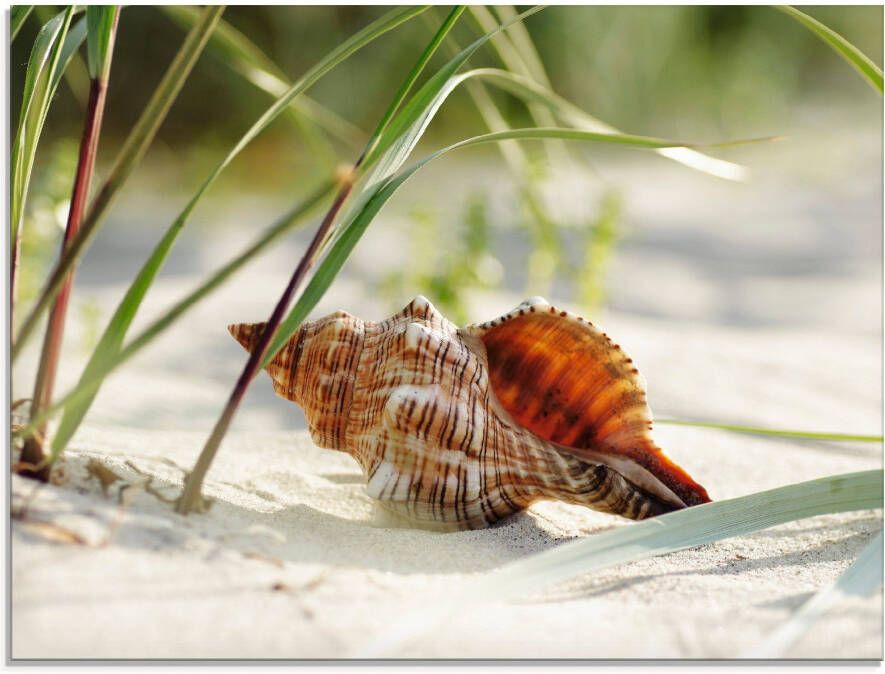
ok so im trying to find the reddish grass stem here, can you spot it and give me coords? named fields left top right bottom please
left=19, top=14, right=119, bottom=479
left=174, top=168, right=356, bottom=513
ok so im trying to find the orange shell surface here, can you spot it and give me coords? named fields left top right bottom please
left=466, top=298, right=710, bottom=508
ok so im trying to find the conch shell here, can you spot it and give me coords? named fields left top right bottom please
left=230, top=296, right=710, bottom=530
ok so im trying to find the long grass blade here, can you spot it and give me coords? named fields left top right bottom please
left=364, top=6, right=466, bottom=163
left=11, top=6, right=75, bottom=310
left=472, top=67, right=748, bottom=180
left=11, top=5, right=34, bottom=41
left=776, top=6, right=883, bottom=94
left=358, top=470, right=884, bottom=656
left=160, top=5, right=365, bottom=149
left=33, top=4, right=90, bottom=109
left=748, top=530, right=883, bottom=657
left=12, top=6, right=226, bottom=358
left=468, top=5, right=569, bottom=169
left=319, top=6, right=549, bottom=262
left=359, top=6, right=547, bottom=172
left=656, top=418, right=883, bottom=443
left=46, top=6, right=429, bottom=464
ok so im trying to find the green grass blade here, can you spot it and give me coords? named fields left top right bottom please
left=49, top=16, right=88, bottom=93
left=360, top=470, right=883, bottom=656
left=12, top=182, right=334, bottom=445
left=468, top=5, right=569, bottom=168
left=360, top=5, right=547, bottom=171
left=160, top=5, right=365, bottom=148
left=656, top=418, right=882, bottom=443
left=472, top=67, right=748, bottom=180
left=85, top=6, right=118, bottom=81
left=748, top=530, right=883, bottom=657
left=34, top=4, right=90, bottom=108
left=328, top=6, right=547, bottom=250
left=12, top=6, right=225, bottom=359
left=11, top=5, right=33, bottom=41
left=11, top=6, right=74, bottom=252
left=263, top=124, right=699, bottom=367
left=777, top=6, right=883, bottom=94
left=363, top=6, right=466, bottom=162
left=47, top=6, right=429, bottom=461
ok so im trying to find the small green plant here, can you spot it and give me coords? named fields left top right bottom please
left=379, top=192, right=502, bottom=324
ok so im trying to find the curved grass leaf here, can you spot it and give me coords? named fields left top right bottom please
left=264, top=125, right=698, bottom=367
left=33, top=4, right=90, bottom=108
left=11, top=6, right=75, bottom=257
left=359, top=6, right=546, bottom=172
left=160, top=5, right=365, bottom=149
left=472, top=67, right=749, bottom=180
left=11, top=5, right=34, bottom=41
left=46, top=6, right=430, bottom=461
left=358, top=469, right=883, bottom=656
left=777, top=6, right=883, bottom=94
left=468, top=5, right=569, bottom=169
left=317, top=6, right=549, bottom=264
left=363, top=6, right=466, bottom=164
left=747, top=530, right=883, bottom=657
left=13, top=6, right=226, bottom=358
left=656, top=418, right=883, bottom=443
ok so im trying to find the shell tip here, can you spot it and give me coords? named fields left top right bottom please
left=228, top=321, right=265, bottom=353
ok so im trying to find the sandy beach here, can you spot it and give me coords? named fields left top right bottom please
left=10, top=117, right=883, bottom=659
left=11, top=293, right=882, bottom=659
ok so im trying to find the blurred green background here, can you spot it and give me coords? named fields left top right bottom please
left=11, top=4, right=883, bottom=325
left=10, top=5, right=883, bottom=432
left=12, top=5, right=882, bottom=163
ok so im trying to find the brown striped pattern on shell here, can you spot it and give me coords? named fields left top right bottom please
left=229, top=296, right=710, bottom=531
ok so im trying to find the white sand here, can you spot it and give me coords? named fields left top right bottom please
left=11, top=117, right=883, bottom=659
left=11, top=309, right=882, bottom=659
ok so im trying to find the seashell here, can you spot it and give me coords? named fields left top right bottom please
left=229, top=296, right=710, bottom=530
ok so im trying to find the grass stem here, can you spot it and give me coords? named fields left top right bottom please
left=175, top=7, right=464, bottom=514
left=174, top=173, right=355, bottom=513
left=19, top=9, right=120, bottom=479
